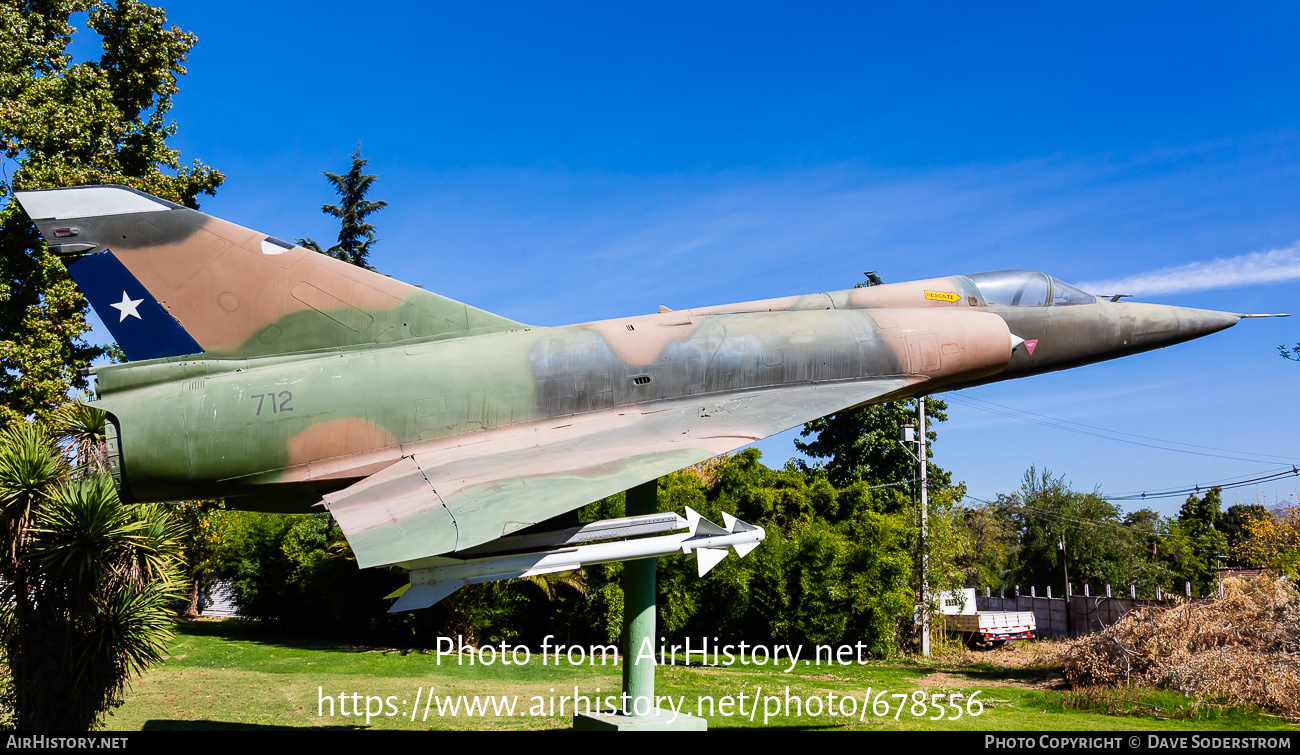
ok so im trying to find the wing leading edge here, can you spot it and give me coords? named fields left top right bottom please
left=324, top=377, right=921, bottom=569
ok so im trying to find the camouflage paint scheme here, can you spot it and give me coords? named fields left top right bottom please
left=16, top=186, right=1244, bottom=571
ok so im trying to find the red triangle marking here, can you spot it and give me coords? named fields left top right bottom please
left=1025, top=339, right=1038, bottom=355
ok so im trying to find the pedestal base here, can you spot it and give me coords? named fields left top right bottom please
left=573, top=708, right=708, bottom=731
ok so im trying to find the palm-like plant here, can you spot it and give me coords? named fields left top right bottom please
left=521, top=570, right=589, bottom=602
left=0, top=422, right=69, bottom=726
left=50, top=398, right=108, bottom=473
left=0, top=422, right=67, bottom=564
left=0, top=423, right=185, bottom=730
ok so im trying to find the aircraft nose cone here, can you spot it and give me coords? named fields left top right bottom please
left=1125, top=303, right=1241, bottom=349
left=1180, top=307, right=1243, bottom=336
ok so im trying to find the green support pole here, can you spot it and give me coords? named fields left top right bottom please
left=573, top=479, right=707, bottom=730
left=622, top=480, right=658, bottom=715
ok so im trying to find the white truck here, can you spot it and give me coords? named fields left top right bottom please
left=939, top=588, right=1036, bottom=648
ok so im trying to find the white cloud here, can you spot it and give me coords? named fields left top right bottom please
left=1076, top=242, right=1300, bottom=295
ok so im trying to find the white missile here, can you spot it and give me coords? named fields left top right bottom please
left=387, top=507, right=766, bottom=612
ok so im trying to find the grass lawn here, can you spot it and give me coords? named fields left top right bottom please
left=103, top=619, right=1298, bottom=732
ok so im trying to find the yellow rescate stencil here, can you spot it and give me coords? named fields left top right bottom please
left=924, top=290, right=962, bottom=302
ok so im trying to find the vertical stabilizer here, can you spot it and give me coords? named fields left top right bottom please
left=15, top=185, right=525, bottom=362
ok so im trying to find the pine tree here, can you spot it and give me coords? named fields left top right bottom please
left=298, top=145, right=387, bottom=271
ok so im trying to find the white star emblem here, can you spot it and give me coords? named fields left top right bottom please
left=110, top=291, right=144, bottom=322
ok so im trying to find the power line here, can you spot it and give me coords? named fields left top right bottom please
left=1106, top=466, right=1300, bottom=501
left=947, top=394, right=1297, bottom=465
left=961, top=463, right=1299, bottom=510
left=960, top=496, right=1229, bottom=547
left=961, top=495, right=1128, bottom=532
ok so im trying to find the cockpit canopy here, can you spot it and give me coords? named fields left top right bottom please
left=964, top=270, right=1097, bottom=307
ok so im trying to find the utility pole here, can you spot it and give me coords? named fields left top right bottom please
left=900, top=401, right=930, bottom=657
left=1211, top=522, right=1225, bottom=598
left=919, top=398, right=929, bottom=658
left=1059, top=534, right=1072, bottom=638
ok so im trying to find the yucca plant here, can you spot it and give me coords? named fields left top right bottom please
left=0, top=422, right=185, bottom=730
left=49, top=398, right=108, bottom=473
left=0, top=422, right=69, bottom=727
left=0, top=422, right=68, bottom=561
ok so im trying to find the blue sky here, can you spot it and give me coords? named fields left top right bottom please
left=75, top=3, right=1300, bottom=515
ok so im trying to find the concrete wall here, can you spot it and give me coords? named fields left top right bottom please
left=976, top=587, right=1200, bottom=639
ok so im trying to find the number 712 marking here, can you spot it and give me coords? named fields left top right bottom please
left=251, top=391, right=293, bottom=416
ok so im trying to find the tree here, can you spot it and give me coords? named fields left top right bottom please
left=1120, top=507, right=1181, bottom=595
left=1172, top=486, right=1229, bottom=595
left=560, top=450, right=959, bottom=658
left=649, top=450, right=925, bottom=655
left=0, top=0, right=222, bottom=424
left=795, top=397, right=952, bottom=494
left=953, top=499, right=1019, bottom=588
left=1234, top=503, right=1300, bottom=579
left=297, top=145, right=387, bottom=270
left=1221, top=503, right=1269, bottom=568
left=172, top=500, right=223, bottom=617
left=0, top=421, right=186, bottom=730
left=212, top=510, right=418, bottom=642
left=1004, top=467, right=1169, bottom=596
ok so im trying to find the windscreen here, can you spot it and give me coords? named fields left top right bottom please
left=965, top=270, right=1050, bottom=307
left=1050, top=278, right=1097, bottom=306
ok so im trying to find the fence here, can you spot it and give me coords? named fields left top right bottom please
left=974, top=582, right=1213, bottom=639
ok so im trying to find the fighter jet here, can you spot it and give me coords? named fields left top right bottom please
left=14, top=185, right=1271, bottom=609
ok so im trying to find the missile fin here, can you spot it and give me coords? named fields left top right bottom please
left=723, top=512, right=758, bottom=533
left=696, top=547, right=729, bottom=576
left=388, top=580, right=464, bottom=612
left=519, top=564, right=578, bottom=578
left=685, top=506, right=728, bottom=537
left=732, top=541, right=760, bottom=558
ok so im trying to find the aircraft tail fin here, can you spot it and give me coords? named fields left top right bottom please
left=15, top=185, right=524, bottom=362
